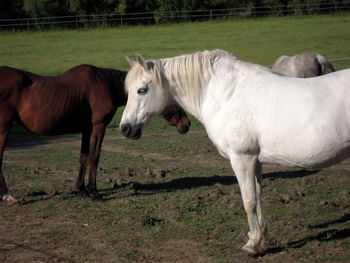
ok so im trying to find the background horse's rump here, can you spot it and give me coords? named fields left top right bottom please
left=272, top=52, right=335, bottom=78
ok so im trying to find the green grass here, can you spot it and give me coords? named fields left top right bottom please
left=1, top=14, right=350, bottom=75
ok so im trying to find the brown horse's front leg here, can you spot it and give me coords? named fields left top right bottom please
left=86, top=123, right=106, bottom=200
left=0, top=169, right=9, bottom=199
left=0, top=114, right=17, bottom=203
left=72, top=130, right=91, bottom=195
left=0, top=151, right=8, bottom=198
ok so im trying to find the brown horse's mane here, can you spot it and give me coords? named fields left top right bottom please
left=92, top=65, right=128, bottom=105
left=65, top=64, right=128, bottom=106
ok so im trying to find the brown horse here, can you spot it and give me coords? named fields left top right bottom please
left=0, top=65, right=191, bottom=203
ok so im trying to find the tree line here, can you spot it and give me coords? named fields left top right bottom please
left=0, top=1, right=347, bottom=24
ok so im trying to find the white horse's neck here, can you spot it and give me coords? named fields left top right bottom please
left=158, top=51, right=226, bottom=122
left=158, top=50, right=255, bottom=123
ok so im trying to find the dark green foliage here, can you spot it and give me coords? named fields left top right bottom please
left=0, top=0, right=26, bottom=19
left=25, top=0, right=71, bottom=17
left=1, top=1, right=347, bottom=20
left=68, top=0, right=120, bottom=15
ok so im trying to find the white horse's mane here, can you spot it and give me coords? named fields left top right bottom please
left=150, top=49, right=239, bottom=106
left=125, top=49, right=240, bottom=115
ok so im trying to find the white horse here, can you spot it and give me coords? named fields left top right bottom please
left=272, top=52, right=335, bottom=77
left=120, top=49, right=350, bottom=255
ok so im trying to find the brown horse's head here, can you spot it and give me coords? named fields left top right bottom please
left=160, top=104, right=191, bottom=134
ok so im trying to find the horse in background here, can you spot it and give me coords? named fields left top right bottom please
left=0, top=65, right=191, bottom=203
left=272, top=52, right=335, bottom=77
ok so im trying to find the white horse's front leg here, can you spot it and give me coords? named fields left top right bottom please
left=230, top=154, right=265, bottom=255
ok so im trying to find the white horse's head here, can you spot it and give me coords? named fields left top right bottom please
left=120, top=54, right=170, bottom=139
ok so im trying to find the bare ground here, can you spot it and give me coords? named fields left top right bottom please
left=0, top=129, right=349, bottom=262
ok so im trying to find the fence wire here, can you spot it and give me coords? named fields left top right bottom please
left=265, top=58, right=350, bottom=70
left=1, top=2, right=350, bottom=30
left=328, top=57, right=350, bottom=70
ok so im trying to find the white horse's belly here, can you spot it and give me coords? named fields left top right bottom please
left=259, top=138, right=350, bottom=169
left=205, top=108, right=350, bottom=169
left=255, top=83, right=350, bottom=168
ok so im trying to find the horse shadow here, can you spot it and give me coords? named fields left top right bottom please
left=264, top=213, right=350, bottom=255
left=100, top=169, right=319, bottom=198
left=6, top=124, right=76, bottom=150
left=20, top=191, right=61, bottom=205
left=263, top=169, right=319, bottom=180
left=20, top=169, right=319, bottom=203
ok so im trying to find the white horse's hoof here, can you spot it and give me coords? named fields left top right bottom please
left=241, top=243, right=258, bottom=256
left=2, top=194, right=18, bottom=204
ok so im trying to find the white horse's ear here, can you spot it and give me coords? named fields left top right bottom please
left=125, top=56, right=135, bottom=67
left=135, top=53, right=147, bottom=70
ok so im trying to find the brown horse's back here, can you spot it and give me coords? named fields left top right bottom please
left=0, top=65, right=125, bottom=135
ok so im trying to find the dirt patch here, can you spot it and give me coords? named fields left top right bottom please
left=155, top=240, right=213, bottom=262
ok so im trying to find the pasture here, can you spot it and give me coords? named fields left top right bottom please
left=1, top=14, right=350, bottom=262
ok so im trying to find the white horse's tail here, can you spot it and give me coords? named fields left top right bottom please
left=316, top=53, right=336, bottom=74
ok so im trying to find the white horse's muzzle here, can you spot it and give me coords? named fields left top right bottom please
left=120, top=123, right=143, bottom=140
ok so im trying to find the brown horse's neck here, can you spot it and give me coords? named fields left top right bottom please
left=95, top=67, right=128, bottom=106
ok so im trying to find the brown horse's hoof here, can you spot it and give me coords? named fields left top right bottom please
left=90, top=191, right=102, bottom=201
left=72, top=185, right=101, bottom=201
left=71, top=185, right=89, bottom=196
left=1, top=194, right=19, bottom=204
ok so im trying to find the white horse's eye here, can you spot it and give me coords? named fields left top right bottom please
left=137, top=87, right=149, bottom=95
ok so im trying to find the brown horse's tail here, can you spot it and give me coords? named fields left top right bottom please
left=316, top=53, right=336, bottom=75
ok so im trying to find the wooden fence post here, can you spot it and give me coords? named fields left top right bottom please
left=255, top=7, right=257, bottom=20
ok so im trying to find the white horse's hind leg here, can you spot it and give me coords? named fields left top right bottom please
left=255, top=166, right=268, bottom=246
left=230, top=154, right=264, bottom=255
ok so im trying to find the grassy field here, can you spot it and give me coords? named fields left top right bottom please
left=1, top=14, right=350, bottom=75
left=0, top=14, right=350, bottom=262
